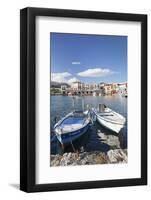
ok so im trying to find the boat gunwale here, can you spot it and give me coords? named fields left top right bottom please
left=54, top=111, right=90, bottom=134
left=56, top=122, right=90, bottom=137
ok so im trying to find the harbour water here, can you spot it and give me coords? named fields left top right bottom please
left=50, top=95, right=127, bottom=155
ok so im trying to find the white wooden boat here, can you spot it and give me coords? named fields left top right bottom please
left=54, top=110, right=91, bottom=145
left=92, top=104, right=126, bottom=133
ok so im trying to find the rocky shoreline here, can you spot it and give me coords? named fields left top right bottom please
left=51, top=127, right=127, bottom=167
left=50, top=149, right=127, bottom=166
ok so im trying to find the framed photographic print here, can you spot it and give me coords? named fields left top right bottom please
left=20, top=7, right=147, bottom=192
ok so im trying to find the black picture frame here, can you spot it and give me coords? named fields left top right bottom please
left=20, top=7, right=147, bottom=192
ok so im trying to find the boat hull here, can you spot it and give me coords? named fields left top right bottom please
left=96, top=115, right=123, bottom=133
left=55, top=123, right=90, bottom=145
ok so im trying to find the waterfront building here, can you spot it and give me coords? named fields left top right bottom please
left=61, top=85, right=67, bottom=92
left=111, top=83, right=119, bottom=94
left=118, top=82, right=127, bottom=95
left=51, top=80, right=127, bottom=96
left=71, top=81, right=82, bottom=91
left=99, top=82, right=105, bottom=88
left=103, top=84, right=112, bottom=95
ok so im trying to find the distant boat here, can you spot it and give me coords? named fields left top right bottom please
left=92, top=104, right=126, bottom=133
left=54, top=110, right=91, bottom=145
left=122, top=93, right=128, bottom=98
left=93, top=92, right=97, bottom=96
left=68, top=92, right=73, bottom=96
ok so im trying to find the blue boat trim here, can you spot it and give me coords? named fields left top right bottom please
left=55, top=122, right=90, bottom=145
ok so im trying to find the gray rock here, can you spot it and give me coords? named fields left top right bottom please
left=50, top=148, right=127, bottom=166
left=107, top=149, right=128, bottom=163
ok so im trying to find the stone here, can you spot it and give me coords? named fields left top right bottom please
left=50, top=149, right=128, bottom=166
left=107, top=149, right=128, bottom=163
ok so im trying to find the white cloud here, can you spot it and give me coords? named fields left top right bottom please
left=72, top=61, right=81, bottom=65
left=77, top=68, right=115, bottom=77
left=51, top=72, right=79, bottom=84
left=51, top=72, right=71, bottom=83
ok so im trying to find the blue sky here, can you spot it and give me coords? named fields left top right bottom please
left=50, top=32, right=127, bottom=84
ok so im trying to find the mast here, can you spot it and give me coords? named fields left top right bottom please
left=72, top=96, right=75, bottom=111
left=82, top=97, right=85, bottom=111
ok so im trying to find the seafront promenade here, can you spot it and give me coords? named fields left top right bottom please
left=51, top=81, right=127, bottom=96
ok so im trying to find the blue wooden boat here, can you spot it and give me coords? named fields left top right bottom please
left=54, top=110, right=91, bottom=145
